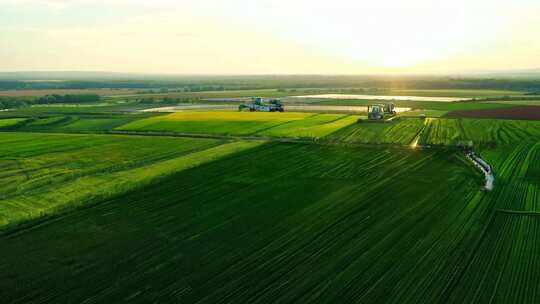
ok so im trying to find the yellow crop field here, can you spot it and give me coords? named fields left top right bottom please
left=159, top=111, right=311, bottom=122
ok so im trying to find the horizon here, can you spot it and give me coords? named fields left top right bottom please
left=2, top=0, right=540, bottom=74
left=2, top=68, right=540, bottom=77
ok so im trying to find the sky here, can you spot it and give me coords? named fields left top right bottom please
left=1, top=0, right=540, bottom=74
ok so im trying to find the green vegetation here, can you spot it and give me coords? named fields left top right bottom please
left=0, top=94, right=101, bottom=110
left=39, top=115, right=147, bottom=132
left=13, top=102, right=152, bottom=114
left=34, top=94, right=100, bottom=104
left=0, top=96, right=33, bottom=109
left=327, top=118, right=425, bottom=145
left=117, top=111, right=309, bottom=135
left=258, top=114, right=358, bottom=138
left=0, top=132, right=260, bottom=229
left=112, top=88, right=303, bottom=99
left=0, top=112, right=157, bottom=132
left=436, top=139, right=540, bottom=302
left=419, top=118, right=540, bottom=147
left=1, top=142, right=495, bottom=303
left=481, top=142, right=540, bottom=212
left=1, top=85, right=540, bottom=303
left=51, top=117, right=137, bottom=132
left=0, top=118, right=27, bottom=128
left=2, top=73, right=539, bottom=93
left=117, top=111, right=359, bottom=138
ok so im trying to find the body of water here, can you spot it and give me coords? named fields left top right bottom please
left=292, top=94, right=471, bottom=102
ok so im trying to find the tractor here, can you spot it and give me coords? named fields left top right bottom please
left=367, top=103, right=396, bottom=121
left=239, top=97, right=284, bottom=112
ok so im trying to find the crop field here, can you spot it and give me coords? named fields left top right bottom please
left=2, top=90, right=540, bottom=303
left=0, top=118, right=27, bottom=128
left=0, top=113, right=155, bottom=132
left=0, top=132, right=261, bottom=229
left=1, top=102, right=153, bottom=116
left=441, top=141, right=540, bottom=303
left=419, top=118, right=540, bottom=147
left=481, top=142, right=540, bottom=212
left=326, top=118, right=425, bottom=145
left=259, top=114, right=359, bottom=138
left=1, top=142, right=507, bottom=303
left=116, top=111, right=311, bottom=135
left=37, top=115, right=144, bottom=132
left=116, top=111, right=359, bottom=138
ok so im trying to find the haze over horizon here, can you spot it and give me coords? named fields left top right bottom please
left=2, top=0, right=540, bottom=75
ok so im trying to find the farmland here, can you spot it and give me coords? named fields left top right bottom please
left=0, top=132, right=260, bottom=229
left=327, top=118, right=425, bottom=145
left=0, top=118, right=27, bottom=128
left=116, top=111, right=360, bottom=138
left=419, top=118, right=540, bottom=147
left=1, top=142, right=495, bottom=303
left=482, top=142, right=540, bottom=212
left=4, top=0, right=540, bottom=298
left=2, top=137, right=539, bottom=302
left=1, top=87, right=540, bottom=303
left=0, top=110, right=157, bottom=133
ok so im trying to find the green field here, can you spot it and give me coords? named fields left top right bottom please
left=0, top=113, right=156, bottom=132
left=0, top=117, right=27, bottom=128
left=1, top=142, right=500, bottom=303
left=419, top=118, right=540, bottom=147
left=1, top=102, right=153, bottom=115
left=482, top=142, right=540, bottom=211
left=2, top=88, right=540, bottom=303
left=0, top=132, right=260, bottom=229
left=117, top=111, right=360, bottom=138
left=326, top=118, right=425, bottom=145
left=259, top=114, right=359, bottom=138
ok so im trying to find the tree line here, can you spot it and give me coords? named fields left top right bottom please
left=2, top=76, right=540, bottom=91
left=0, top=94, right=100, bottom=110
left=35, top=94, right=100, bottom=104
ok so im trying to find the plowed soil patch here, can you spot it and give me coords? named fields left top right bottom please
left=446, top=106, right=540, bottom=120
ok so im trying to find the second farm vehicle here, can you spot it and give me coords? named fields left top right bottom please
left=239, top=97, right=284, bottom=112
left=367, top=103, right=396, bottom=121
